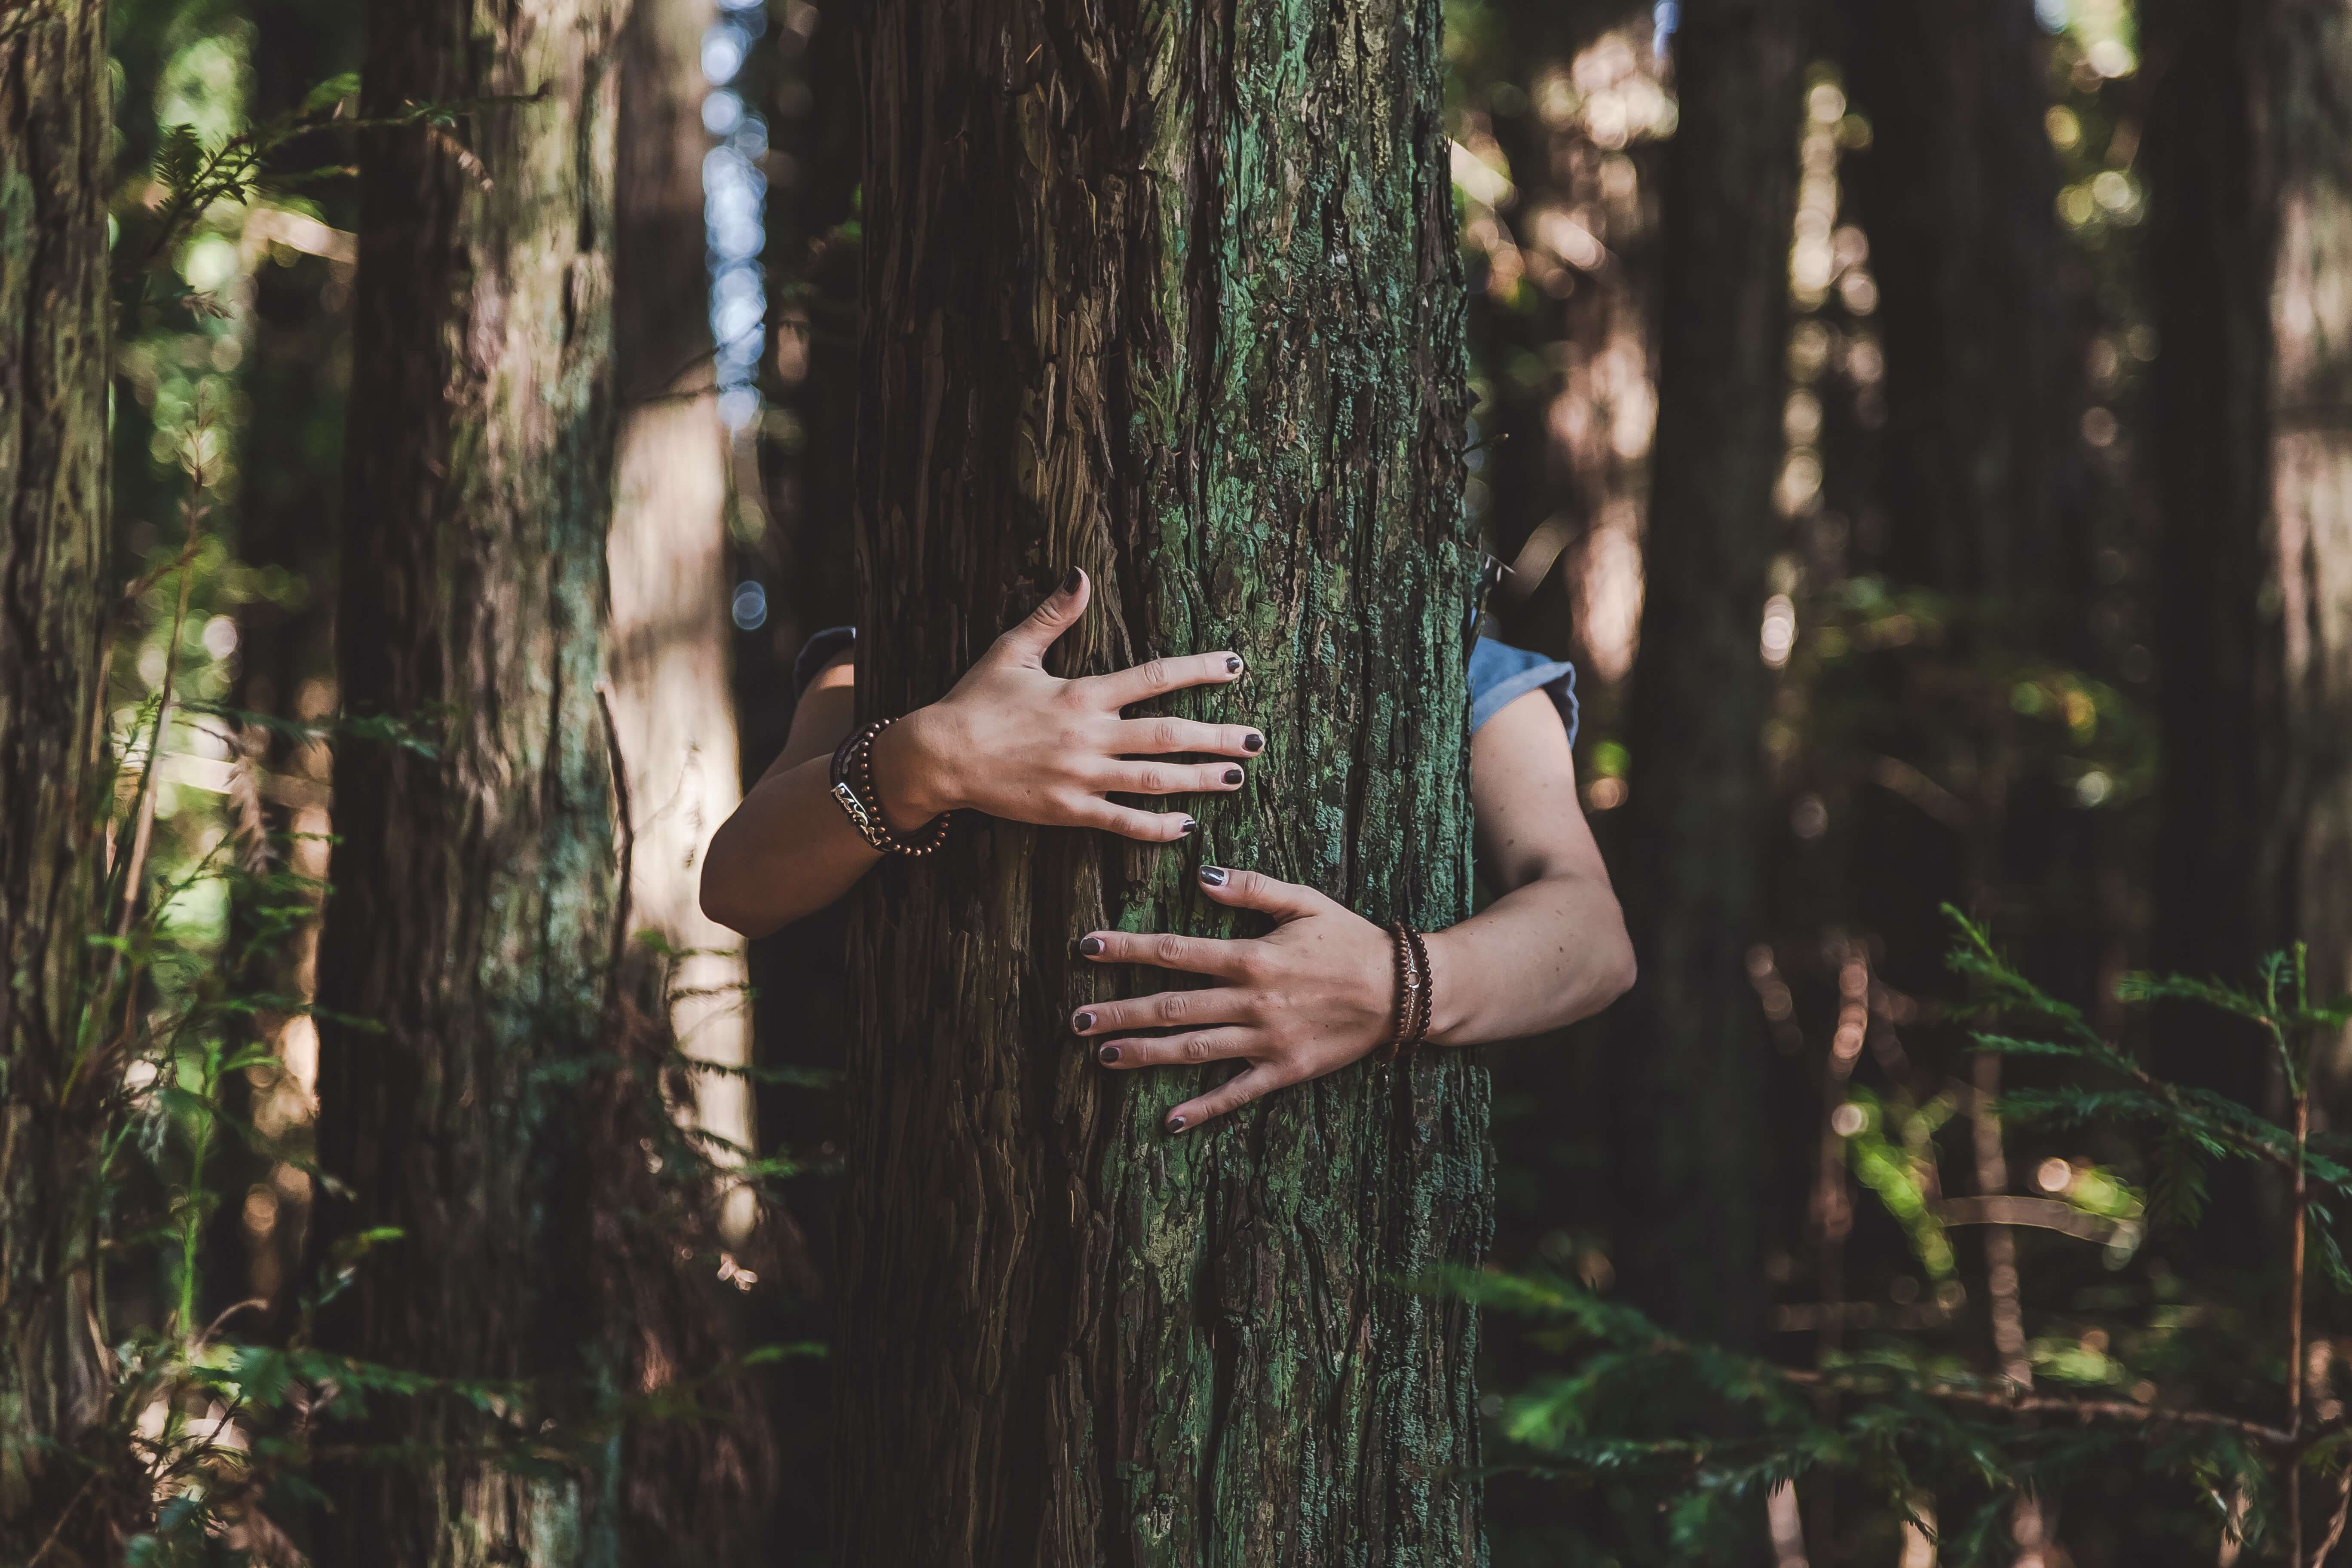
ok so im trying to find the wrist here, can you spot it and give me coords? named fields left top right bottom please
left=1416, top=925, right=1472, bottom=1047
left=867, top=707, right=964, bottom=830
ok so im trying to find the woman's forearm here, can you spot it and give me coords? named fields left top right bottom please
left=700, top=751, right=887, bottom=937
left=1419, top=871, right=1635, bottom=1048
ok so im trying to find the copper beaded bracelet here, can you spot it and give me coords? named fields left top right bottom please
left=828, top=717, right=955, bottom=857
left=1383, top=921, right=1433, bottom=1063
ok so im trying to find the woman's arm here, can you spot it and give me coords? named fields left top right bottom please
left=700, top=570, right=1267, bottom=938
left=1071, top=684, right=1634, bottom=1131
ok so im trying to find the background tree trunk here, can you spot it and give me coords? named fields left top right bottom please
left=1609, top=0, right=1800, bottom=1352
left=1835, top=0, right=2073, bottom=631
left=2145, top=0, right=2352, bottom=1101
left=201, top=0, right=362, bottom=1336
left=312, top=0, right=765, bottom=1560
left=2261, top=2, right=2352, bottom=1091
left=0, top=0, right=115, bottom=1549
left=2141, top=0, right=2280, bottom=1242
left=610, top=0, right=759, bottom=1242
left=833, top=0, right=1486, bottom=1560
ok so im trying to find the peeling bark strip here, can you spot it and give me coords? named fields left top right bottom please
left=835, top=3, right=1486, bottom=1562
left=0, top=0, right=113, bottom=1549
left=313, top=0, right=762, bottom=1562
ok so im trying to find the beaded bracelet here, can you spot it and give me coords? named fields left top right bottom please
left=829, top=717, right=955, bottom=857
left=1383, top=921, right=1433, bottom=1063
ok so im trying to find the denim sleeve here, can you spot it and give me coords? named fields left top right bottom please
left=1468, top=635, right=1579, bottom=750
left=793, top=625, right=858, bottom=701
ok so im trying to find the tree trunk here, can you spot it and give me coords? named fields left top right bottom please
left=1835, top=0, right=2073, bottom=628
left=834, top=0, right=1486, bottom=1560
left=2141, top=0, right=2280, bottom=1205
left=2145, top=0, right=2352, bottom=1102
left=1609, top=0, right=1800, bottom=1351
left=610, top=0, right=758, bottom=1240
left=740, top=3, right=868, bottom=1543
left=0, top=0, right=114, bottom=1550
left=2261, top=3, right=2352, bottom=1086
left=201, top=0, right=361, bottom=1333
left=312, top=0, right=765, bottom=1560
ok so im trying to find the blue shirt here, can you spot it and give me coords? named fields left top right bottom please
left=795, top=625, right=1577, bottom=747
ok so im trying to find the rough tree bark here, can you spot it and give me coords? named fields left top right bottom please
left=834, top=0, right=1486, bottom=1561
left=311, top=0, right=764, bottom=1560
left=1608, top=0, right=1800, bottom=1352
left=0, top=0, right=114, bottom=1550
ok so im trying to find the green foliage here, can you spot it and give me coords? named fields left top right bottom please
left=117, top=72, right=539, bottom=316
left=1449, top=911, right=2352, bottom=1562
left=37, top=430, right=796, bottom=1559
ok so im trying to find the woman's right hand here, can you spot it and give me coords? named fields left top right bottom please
left=871, top=569, right=1262, bottom=842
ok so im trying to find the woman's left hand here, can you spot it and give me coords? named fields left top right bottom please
left=1072, top=864, right=1402, bottom=1133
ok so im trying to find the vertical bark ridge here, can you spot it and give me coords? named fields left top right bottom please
left=0, top=0, right=114, bottom=1550
left=836, top=0, right=1486, bottom=1562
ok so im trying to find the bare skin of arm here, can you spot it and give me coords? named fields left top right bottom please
left=700, top=570, right=1263, bottom=938
left=1074, top=685, right=1635, bottom=1131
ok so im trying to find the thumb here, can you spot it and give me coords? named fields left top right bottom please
left=992, top=567, right=1090, bottom=665
left=1195, top=864, right=1328, bottom=922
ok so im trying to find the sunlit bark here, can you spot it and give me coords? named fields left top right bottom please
left=2145, top=0, right=2352, bottom=1109
left=2264, top=2, right=2352, bottom=1088
left=836, top=0, right=1486, bottom=1558
left=0, top=0, right=114, bottom=1552
left=610, top=0, right=757, bottom=1240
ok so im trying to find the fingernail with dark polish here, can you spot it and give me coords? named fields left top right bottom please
left=1097, top=1045, right=1121, bottom=1065
left=1226, top=655, right=1243, bottom=674
left=1179, top=817, right=1198, bottom=837
left=1073, top=1011, right=1095, bottom=1032
left=1167, top=1115, right=1188, bottom=1133
left=1199, top=865, right=1229, bottom=887
left=1243, top=732, right=1264, bottom=753
left=1061, top=567, right=1083, bottom=594
left=1080, top=935, right=1106, bottom=956
left=1222, top=768, right=1243, bottom=785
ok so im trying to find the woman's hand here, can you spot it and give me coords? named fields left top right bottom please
left=1072, top=865, right=1399, bottom=1132
left=873, top=569, right=1263, bottom=842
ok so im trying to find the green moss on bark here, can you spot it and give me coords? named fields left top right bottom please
left=837, top=2, right=1486, bottom=1561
